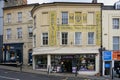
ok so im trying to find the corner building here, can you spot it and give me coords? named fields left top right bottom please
left=32, top=2, right=102, bottom=75
left=3, top=4, right=37, bottom=65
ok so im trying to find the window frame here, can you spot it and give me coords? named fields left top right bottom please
left=41, top=32, right=48, bottom=46
left=74, top=32, right=82, bottom=45
left=6, top=28, right=11, bottom=40
left=87, top=32, right=95, bottom=45
left=113, top=36, right=120, bottom=50
left=7, top=13, right=11, bottom=23
left=28, top=27, right=33, bottom=38
left=61, top=32, right=68, bottom=45
left=18, top=12, right=22, bottom=22
left=113, top=18, right=119, bottom=29
left=62, top=12, right=68, bottom=25
left=17, top=28, right=22, bottom=39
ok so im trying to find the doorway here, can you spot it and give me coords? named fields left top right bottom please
left=64, top=59, right=72, bottom=72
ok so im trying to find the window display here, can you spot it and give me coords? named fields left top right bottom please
left=35, top=55, right=47, bottom=69
left=78, top=54, right=95, bottom=71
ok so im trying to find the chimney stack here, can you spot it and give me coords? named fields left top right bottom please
left=92, top=0, right=97, bottom=3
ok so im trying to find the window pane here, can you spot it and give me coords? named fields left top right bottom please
left=18, top=12, right=22, bottom=22
left=42, top=33, right=48, bottom=45
left=6, top=29, right=11, bottom=39
left=62, top=12, right=68, bottom=24
left=62, top=32, right=68, bottom=45
left=7, top=13, right=11, bottom=23
left=17, top=28, right=22, bottom=38
left=28, top=27, right=32, bottom=37
left=113, top=18, right=119, bottom=29
left=75, top=32, right=82, bottom=45
left=113, top=36, right=119, bottom=50
left=88, top=32, right=94, bottom=44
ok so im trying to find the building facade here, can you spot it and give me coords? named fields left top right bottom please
left=4, top=0, right=27, bottom=7
left=0, top=0, right=7, bottom=62
left=3, top=4, right=37, bottom=65
left=32, top=2, right=102, bottom=75
left=102, top=1, right=120, bottom=76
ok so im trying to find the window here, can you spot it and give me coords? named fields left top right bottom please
left=35, top=55, right=47, bottom=69
left=78, top=54, right=96, bottom=71
left=88, top=32, right=94, bottom=44
left=42, top=33, right=48, bottom=45
left=7, top=13, right=11, bottom=23
left=75, top=32, right=82, bottom=45
left=34, top=16, right=36, bottom=28
left=6, top=29, right=11, bottom=39
left=113, top=36, right=119, bottom=50
left=28, top=11, right=32, bottom=20
left=61, top=32, right=68, bottom=45
left=62, top=12, right=68, bottom=24
left=113, top=18, right=119, bottom=29
left=33, top=35, right=36, bottom=47
left=18, top=12, right=22, bottom=22
left=17, top=28, right=22, bottom=38
left=28, top=27, right=32, bottom=38
left=87, top=12, right=94, bottom=25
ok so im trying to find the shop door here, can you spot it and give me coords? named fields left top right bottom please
left=104, top=61, right=112, bottom=76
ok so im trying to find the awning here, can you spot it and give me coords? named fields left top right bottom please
left=32, top=47, right=99, bottom=55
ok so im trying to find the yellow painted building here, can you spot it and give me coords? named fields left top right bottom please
left=32, top=2, right=102, bottom=75
left=3, top=4, right=37, bottom=65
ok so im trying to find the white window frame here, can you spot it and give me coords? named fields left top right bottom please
left=41, top=32, right=48, bottom=46
left=87, top=32, right=95, bottom=45
left=74, top=32, right=82, bottom=45
left=62, top=12, right=68, bottom=24
left=17, top=28, right=22, bottom=39
left=18, top=12, right=22, bottom=22
left=7, top=13, right=11, bottom=23
left=6, top=28, right=11, bottom=40
left=60, top=32, right=68, bottom=45
left=28, top=27, right=33, bottom=38
left=113, top=36, right=120, bottom=50
left=113, top=18, right=119, bottom=29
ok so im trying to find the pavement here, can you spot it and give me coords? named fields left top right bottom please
left=0, top=65, right=120, bottom=80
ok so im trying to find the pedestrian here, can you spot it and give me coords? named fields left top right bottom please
left=116, top=67, right=120, bottom=78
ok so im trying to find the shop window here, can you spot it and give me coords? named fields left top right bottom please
left=78, top=54, right=96, bottom=71
left=35, top=55, right=47, bottom=69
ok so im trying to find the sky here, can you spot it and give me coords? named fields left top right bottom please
left=27, top=0, right=119, bottom=5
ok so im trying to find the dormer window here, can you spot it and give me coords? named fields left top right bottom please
left=115, top=1, right=120, bottom=9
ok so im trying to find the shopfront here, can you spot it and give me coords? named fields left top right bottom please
left=3, top=43, right=23, bottom=64
left=33, top=47, right=100, bottom=75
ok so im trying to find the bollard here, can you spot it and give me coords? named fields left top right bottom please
left=20, top=63, right=23, bottom=72
left=112, top=67, right=114, bottom=79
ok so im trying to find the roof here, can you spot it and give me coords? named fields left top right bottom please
left=3, top=3, right=39, bottom=10
left=102, top=6, right=115, bottom=10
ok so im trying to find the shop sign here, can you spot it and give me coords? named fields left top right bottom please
left=103, top=51, right=112, bottom=61
left=112, top=50, right=120, bottom=60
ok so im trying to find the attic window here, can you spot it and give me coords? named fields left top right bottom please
left=117, top=5, right=120, bottom=9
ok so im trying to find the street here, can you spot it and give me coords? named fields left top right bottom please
left=0, top=69, right=65, bottom=80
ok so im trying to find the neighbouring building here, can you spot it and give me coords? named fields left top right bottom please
left=102, top=0, right=120, bottom=76
left=0, top=0, right=8, bottom=63
left=3, top=3, right=38, bottom=65
left=4, top=0, right=27, bottom=7
left=31, top=2, right=102, bottom=75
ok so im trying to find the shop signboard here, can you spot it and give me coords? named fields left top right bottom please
left=103, top=51, right=112, bottom=61
left=112, top=50, right=120, bottom=60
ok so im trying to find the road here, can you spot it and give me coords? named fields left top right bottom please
left=0, top=69, right=66, bottom=80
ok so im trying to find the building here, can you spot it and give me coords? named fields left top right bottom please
left=3, top=3, right=37, bottom=65
left=102, top=0, right=120, bottom=76
left=0, top=0, right=8, bottom=62
left=4, top=0, right=27, bottom=7
left=32, top=2, right=102, bottom=75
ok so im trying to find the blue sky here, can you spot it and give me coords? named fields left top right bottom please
left=27, top=0, right=119, bottom=5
